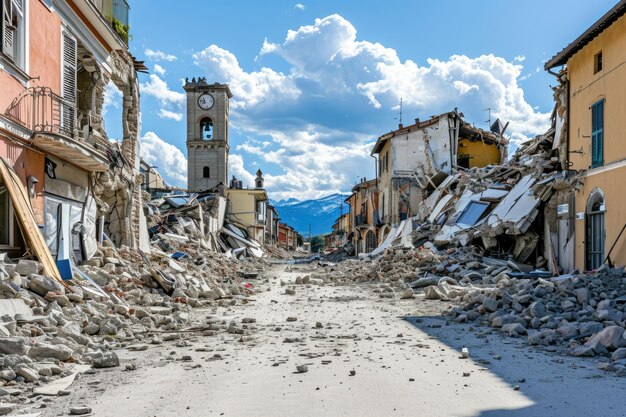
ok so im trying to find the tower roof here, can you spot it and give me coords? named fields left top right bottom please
left=183, top=77, right=233, bottom=97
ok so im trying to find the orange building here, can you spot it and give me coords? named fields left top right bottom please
left=0, top=0, right=144, bottom=260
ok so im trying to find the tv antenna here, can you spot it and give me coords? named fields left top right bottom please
left=394, top=98, right=403, bottom=125
left=484, top=107, right=491, bottom=128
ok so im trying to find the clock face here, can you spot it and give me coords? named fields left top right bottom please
left=198, top=93, right=214, bottom=110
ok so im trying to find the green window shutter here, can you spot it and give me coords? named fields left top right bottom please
left=591, top=100, right=604, bottom=168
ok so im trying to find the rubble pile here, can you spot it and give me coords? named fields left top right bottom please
left=443, top=269, right=626, bottom=373
left=0, top=237, right=261, bottom=405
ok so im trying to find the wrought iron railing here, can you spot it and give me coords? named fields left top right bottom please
left=4, top=87, right=89, bottom=142
left=355, top=213, right=367, bottom=226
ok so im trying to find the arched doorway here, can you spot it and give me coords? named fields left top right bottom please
left=586, top=189, right=605, bottom=270
left=365, top=229, right=377, bottom=253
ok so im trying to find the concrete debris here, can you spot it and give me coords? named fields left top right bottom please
left=0, top=186, right=274, bottom=413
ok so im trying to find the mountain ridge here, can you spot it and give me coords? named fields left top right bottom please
left=271, top=193, right=350, bottom=236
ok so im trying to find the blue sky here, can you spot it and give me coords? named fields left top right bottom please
left=103, top=0, right=617, bottom=200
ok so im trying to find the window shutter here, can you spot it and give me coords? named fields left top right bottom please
left=2, top=0, right=14, bottom=60
left=591, top=100, right=604, bottom=168
left=61, top=30, right=77, bottom=135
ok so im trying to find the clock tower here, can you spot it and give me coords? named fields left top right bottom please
left=184, top=77, right=232, bottom=192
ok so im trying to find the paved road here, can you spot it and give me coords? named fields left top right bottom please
left=43, top=265, right=626, bottom=417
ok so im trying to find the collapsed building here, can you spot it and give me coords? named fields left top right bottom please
left=0, top=0, right=147, bottom=267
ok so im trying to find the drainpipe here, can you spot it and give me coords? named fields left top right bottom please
left=566, top=76, right=571, bottom=170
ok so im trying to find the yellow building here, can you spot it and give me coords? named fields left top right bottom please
left=545, top=0, right=626, bottom=271
left=346, top=178, right=379, bottom=254
left=225, top=173, right=268, bottom=243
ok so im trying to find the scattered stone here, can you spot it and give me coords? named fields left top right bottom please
left=69, top=406, right=92, bottom=415
left=296, top=365, right=308, bottom=373
left=88, top=351, right=120, bottom=368
left=400, top=288, right=414, bottom=299
left=584, top=326, right=626, bottom=351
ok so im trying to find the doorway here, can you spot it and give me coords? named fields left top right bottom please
left=585, top=190, right=605, bottom=270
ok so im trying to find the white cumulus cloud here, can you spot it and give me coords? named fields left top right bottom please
left=153, top=64, right=166, bottom=76
left=144, top=48, right=177, bottom=62
left=193, top=14, right=551, bottom=199
left=193, top=46, right=300, bottom=109
left=140, top=132, right=187, bottom=186
left=140, top=74, right=185, bottom=105
left=294, top=3, right=305, bottom=10
left=157, top=109, right=183, bottom=121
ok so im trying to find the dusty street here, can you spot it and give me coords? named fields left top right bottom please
left=41, top=264, right=626, bottom=417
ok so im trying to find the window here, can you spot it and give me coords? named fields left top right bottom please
left=203, top=166, right=210, bottom=178
left=200, top=117, right=213, bottom=140
left=594, top=51, right=603, bottom=74
left=2, top=0, right=25, bottom=69
left=457, top=201, right=490, bottom=226
left=591, top=100, right=604, bottom=168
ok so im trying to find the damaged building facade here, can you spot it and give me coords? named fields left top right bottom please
left=371, top=111, right=508, bottom=233
left=0, top=0, right=146, bottom=268
left=545, top=0, right=626, bottom=272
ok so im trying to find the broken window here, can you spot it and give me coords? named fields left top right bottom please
left=456, top=201, right=490, bottom=226
left=591, top=99, right=604, bottom=168
left=594, top=51, right=603, bottom=74
left=2, top=0, right=25, bottom=69
left=200, top=117, right=213, bottom=140
left=44, top=194, right=84, bottom=261
left=203, top=166, right=210, bottom=178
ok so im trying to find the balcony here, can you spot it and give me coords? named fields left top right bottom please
left=5, top=87, right=109, bottom=172
left=90, top=0, right=130, bottom=44
left=355, top=213, right=367, bottom=227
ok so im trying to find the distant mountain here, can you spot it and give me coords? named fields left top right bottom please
left=269, top=197, right=301, bottom=207
left=272, top=193, right=350, bottom=236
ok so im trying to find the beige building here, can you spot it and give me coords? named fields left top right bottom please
left=545, top=0, right=626, bottom=271
left=225, top=172, right=268, bottom=243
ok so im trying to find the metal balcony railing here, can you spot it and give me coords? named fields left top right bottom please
left=4, top=87, right=90, bottom=143
left=355, top=213, right=367, bottom=226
